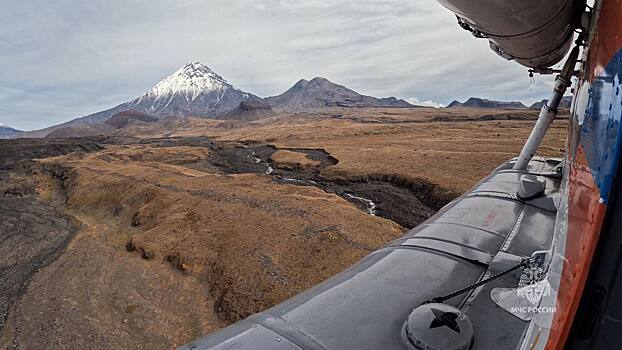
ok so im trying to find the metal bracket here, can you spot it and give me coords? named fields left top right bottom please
left=513, top=44, right=581, bottom=170
left=528, top=68, right=580, bottom=77
left=530, top=250, right=551, bottom=270
left=490, top=42, right=514, bottom=61
left=456, top=16, right=487, bottom=39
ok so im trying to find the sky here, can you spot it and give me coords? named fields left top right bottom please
left=0, top=0, right=563, bottom=131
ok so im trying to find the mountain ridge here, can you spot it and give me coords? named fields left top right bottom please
left=447, top=97, right=527, bottom=109
left=529, top=96, right=573, bottom=109
left=14, top=64, right=418, bottom=138
left=266, top=77, right=414, bottom=110
left=0, top=124, right=22, bottom=139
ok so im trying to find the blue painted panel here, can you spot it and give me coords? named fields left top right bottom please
left=581, top=49, right=622, bottom=204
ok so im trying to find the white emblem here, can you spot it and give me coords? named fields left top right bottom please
left=516, top=264, right=551, bottom=305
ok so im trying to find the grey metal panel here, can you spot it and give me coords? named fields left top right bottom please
left=472, top=181, right=519, bottom=195
left=497, top=157, right=562, bottom=173
left=248, top=314, right=329, bottom=350
left=398, top=223, right=507, bottom=255
left=479, top=172, right=541, bottom=184
left=191, top=249, right=485, bottom=350
left=471, top=172, right=560, bottom=197
left=391, top=237, right=494, bottom=265
left=502, top=205, right=557, bottom=257
left=434, top=196, right=523, bottom=236
left=463, top=252, right=529, bottom=350
left=435, top=0, right=576, bottom=67
left=436, top=0, right=569, bottom=36
left=183, top=322, right=304, bottom=350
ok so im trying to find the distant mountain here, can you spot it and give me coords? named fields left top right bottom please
left=45, top=123, right=116, bottom=138
left=15, top=62, right=262, bottom=138
left=0, top=124, right=22, bottom=139
left=14, top=65, right=417, bottom=138
left=266, top=77, right=413, bottom=110
left=530, top=96, right=573, bottom=109
left=221, top=101, right=277, bottom=122
left=45, top=111, right=159, bottom=139
left=447, top=97, right=527, bottom=109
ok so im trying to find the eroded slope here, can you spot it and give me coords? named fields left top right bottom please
left=1, top=142, right=405, bottom=349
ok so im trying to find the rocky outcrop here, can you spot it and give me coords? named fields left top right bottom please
left=220, top=101, right=277, bottom=121
left=447, top=97, right=527, bottom=109
left=105, top=110, right=159, bottom=128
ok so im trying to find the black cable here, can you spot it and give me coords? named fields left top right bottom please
left=423, top=257, right=533, bottom=305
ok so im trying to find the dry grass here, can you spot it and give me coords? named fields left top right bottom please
left=123, top=107, right=567, bottom=192
left=269, top=150, right=321, bottom=170
left=2, top=144, right=402, bottom=349
left=2, top=107, right=568, bottom=349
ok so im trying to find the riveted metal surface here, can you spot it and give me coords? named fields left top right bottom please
left=392, top=237, right=494, bottom=265
left=434, top=196, right=523, bottom=236
left=398, top=223, right=507, bottom=255
left=183, top=322, right=304, bottom=350
left=503, top=205, right=557, bottom=257
left=264, top=249, right=484, bottom=350
left=435, top=0, right=578, bottom=67
left=497, top=157, right=563, bottom=174
left=471, top=172, right=560, bottom=198
left=463, top=252, right=529, bottom=350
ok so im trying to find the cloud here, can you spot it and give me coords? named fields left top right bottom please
left=0, top=0, right=559, bottom=130
left=406, top=98, right=444, bottom=108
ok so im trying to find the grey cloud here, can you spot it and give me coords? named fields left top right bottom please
left=0, top=0, right=556, bottom=130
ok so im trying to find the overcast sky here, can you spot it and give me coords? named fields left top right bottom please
left=1, top=0, right=562, bottom=131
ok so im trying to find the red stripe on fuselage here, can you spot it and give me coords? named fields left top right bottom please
left=545, top=1, right=622, bottom=347
left=547, top=145, right=606, bottom=349
left=587, top=0, right=622, bottom=81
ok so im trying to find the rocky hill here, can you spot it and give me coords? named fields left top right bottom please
left=266, top=77, right=413, bottom=110
left=447, top=97, right=527, bottom=109
left=529, top=96, right=573, bottom=109
left=105, top=110, right=159, bottom=128
left=220, top=101, right=277, bottom=121
left=0, top=123, right=22, bottom=139
left=45, top=124, right=116, bottom=138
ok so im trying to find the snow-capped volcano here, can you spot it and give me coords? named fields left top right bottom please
left=14, top=61, right=262, bottom=138
left=143, top=62, right=236, bottom=101
left=128, top=61, right=261, bottom=116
